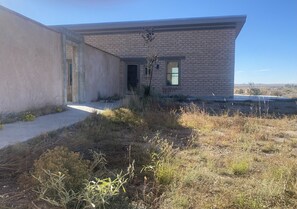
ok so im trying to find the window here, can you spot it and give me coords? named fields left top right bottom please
left=166, top=61, right=179, bottom=86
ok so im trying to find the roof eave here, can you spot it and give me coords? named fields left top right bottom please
left=51, top=15, right=246, bottom=37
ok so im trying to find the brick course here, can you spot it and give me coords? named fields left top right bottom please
left=84, top=28, right=236, bottom=97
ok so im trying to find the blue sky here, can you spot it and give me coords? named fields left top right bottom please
left=0, top=0, right=296, bottom=84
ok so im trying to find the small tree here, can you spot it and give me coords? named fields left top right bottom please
left=248, top=82, right=261, bottom=95
left=141, top=28, right=158, bottom=97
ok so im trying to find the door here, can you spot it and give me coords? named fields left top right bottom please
left=67, top=59, right=73, bottom=102
left=65, top=43, right=79, bottom=103
left=127, top=65, right=138, bottom=91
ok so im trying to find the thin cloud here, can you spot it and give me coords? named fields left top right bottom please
left=236, top=70, right=245, bottom=73
left=257, top=69, right=271, bottom=72
left=56, top=0, right=136, bottom=6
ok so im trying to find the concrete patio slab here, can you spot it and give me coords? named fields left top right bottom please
left=0, top=101, right=121, bottom=148
left=233, top=94, right=292, bottom=102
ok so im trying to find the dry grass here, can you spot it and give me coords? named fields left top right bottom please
left=158, top=104, right=297, bottom=209
left=0, top=99, right=297, bottom=208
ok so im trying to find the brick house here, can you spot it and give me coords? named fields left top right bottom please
left=60, top=16, right=246, bottom=98
left=0, top=5, right=245, bottom=113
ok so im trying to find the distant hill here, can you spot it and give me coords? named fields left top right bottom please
left=234, top=84, right=297, bottom=98
left=235, top=84, right=297, bottom=87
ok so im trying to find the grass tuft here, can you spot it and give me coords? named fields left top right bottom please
left=230, top=158, right=251, bottom=176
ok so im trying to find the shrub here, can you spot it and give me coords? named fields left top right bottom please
left=33, top=148, right=133, bottom=209
left=102, top=108, right=143, bottom=127
left=34, top=170, right=77, bottom=208
left=235, top=88, right=245, bottom=94
left=83, top=113, right=111, bottom=142
left=34, top=170, right=129, bottom=209
left=56, top=106, right=64, bottom=112
left=33, top=146, right=90, bottom=192
left=179, top=104, right=215, bottom=132
left=122, top=94, right=144, bottom=111
left=22, top=112, right=36, bottom=121
left=248, top=88, right=262, bottom=95
left=143, top=110, right=180, bottom=129
left=247, top=83, right=262, bottom=95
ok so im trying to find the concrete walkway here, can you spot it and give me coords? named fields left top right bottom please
left=0, top=101, right=121, bottom=148
left=233, top=94, right=292, bottom=102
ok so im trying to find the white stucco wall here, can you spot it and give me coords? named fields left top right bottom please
left=83, top=44, right=122, bottom=101
left=0, top=7, right=63, bottom=114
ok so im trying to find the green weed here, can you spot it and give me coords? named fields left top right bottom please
left=231, top=159, right=251, bottom=176
left=22, top=112, right=36, bottom=121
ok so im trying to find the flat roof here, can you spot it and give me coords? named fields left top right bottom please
left=52, top=15, right=246, bottom=38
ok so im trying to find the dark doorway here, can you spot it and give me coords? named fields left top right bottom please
left=66, top=59, right=73, bottom=102
left=65, top=43, right=79, bottom=103
left=127, top=65, right=138, bottom=91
